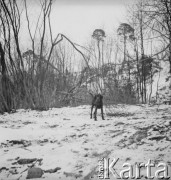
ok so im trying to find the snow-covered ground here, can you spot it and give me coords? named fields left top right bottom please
left=0, top=104, right=171, bottom=180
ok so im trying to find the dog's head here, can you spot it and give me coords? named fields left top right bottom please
left=94, top=94, right=103, bottom=103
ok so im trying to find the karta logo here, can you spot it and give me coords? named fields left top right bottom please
left=98, top=158, right=170, bottom=179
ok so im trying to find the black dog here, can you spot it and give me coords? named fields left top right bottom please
left=90, top=94, right=105, bottom=121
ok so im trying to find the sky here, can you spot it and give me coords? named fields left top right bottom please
left=22, top=0, right=135, bottom=46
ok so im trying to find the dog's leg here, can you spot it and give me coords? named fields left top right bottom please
left=90, top=105, right=94, bottom=119
left=101, top=107, right=105, bottom=120
left=94, top=106, right=97, bottom=121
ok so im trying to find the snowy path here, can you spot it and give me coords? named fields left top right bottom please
left=0, top=105, right=171, bottom=179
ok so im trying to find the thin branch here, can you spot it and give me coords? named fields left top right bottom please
left=60, top=34, right=90, bottom=69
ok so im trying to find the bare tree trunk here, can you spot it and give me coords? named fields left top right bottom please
left=149, top=41, right=153, bottom=104
left=139, top=5, right=145, bottom=103
left=0, top=42, right=14, bottom=112
left=149, top=64, right=153, bottom=104
left=135, top=43, right=140, bottom=103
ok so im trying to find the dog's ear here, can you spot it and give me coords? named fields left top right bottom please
left=101, top=95, right=103, bottom=99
